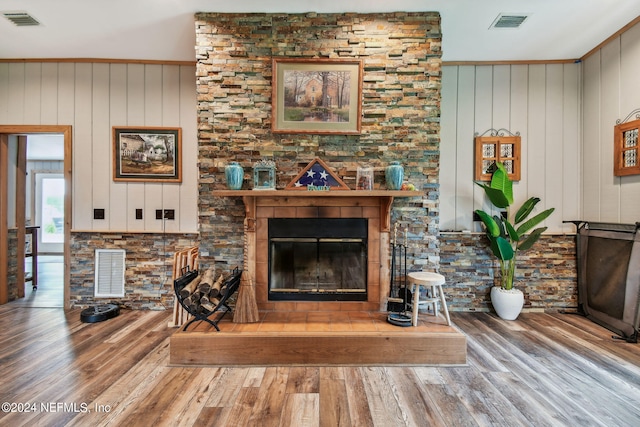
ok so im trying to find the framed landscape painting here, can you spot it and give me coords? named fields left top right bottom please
left=272, top=58, right=363, bottom=134
left=113, top=127, right=182, bottom=182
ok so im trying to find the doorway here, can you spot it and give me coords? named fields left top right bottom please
left=34, top=173, right=65, bottom=253
left=0, top=125, right=72, bottom=308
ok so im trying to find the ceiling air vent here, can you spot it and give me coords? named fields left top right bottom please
left=2, top=11, right=40, bottom=26
left=490, top=14, right=529, bottom=29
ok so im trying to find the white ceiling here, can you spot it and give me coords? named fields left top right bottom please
left=0, top=0, right=639, bottom=62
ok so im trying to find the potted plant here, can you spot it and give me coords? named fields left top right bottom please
left=475, top=162, right=554, bottom=320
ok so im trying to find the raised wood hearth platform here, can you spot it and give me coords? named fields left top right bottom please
left=170, top=311, right=467, bottom=366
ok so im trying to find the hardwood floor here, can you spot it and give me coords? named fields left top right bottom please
left=14, top=255, right=63, bottom=308
left=0, top=306, right=638, bottom=426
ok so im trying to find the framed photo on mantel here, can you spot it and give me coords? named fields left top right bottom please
left=112, top=127, right=182, bottom=183
left=272, top=58, right=363, bottom=135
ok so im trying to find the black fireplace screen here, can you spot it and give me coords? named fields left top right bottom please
left=572, top=221, right=640, bottom=342
left=268, top=218, right=367, bottom=301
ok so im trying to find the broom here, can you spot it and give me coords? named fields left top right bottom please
left=233, top=218, right=259, bottom=323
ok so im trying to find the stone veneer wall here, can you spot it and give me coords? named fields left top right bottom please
left=69, top=232, right=198, bottom=309
left=195, top=12, right=442, bottom=277
left=439, top=233, right=578, bottom=312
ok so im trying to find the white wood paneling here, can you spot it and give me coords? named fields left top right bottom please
left=561, top=64, right=580, bottom=232
left=143, top=65, right=164, bottom=233
left=441, top=63, right=581, bottom=232
left=24, top=63, right=42, bottom=125
left=126, top=64, right=149, bottom=232
left=109, top=64, right=129, bottom=230
left=439, top=67, right=458, bottom=231
left=0, top=63, right=8, bottom=123
left=41, top=63, right=59, bottom=125
left=600, top=40, right=621, bottom=223
left=544, top=64, right=564, bottom=231
left=619, top=23, right=640, bottom=224
left=57, top=63, right=76, bottom=131
left=526, top=65, right=547, bottom=209
left=454, top=66, right=476, bottom=231
left=161, top=65, right=181, bottom=234
left=492, top=65, right=511, bottom=127
left=8, top=64, right=25, bottom=123
left=509, top=65, right=529, bottom=213
left=473, top=67, right=494, bottom=219
left=179, top=65, right=198, bottom=232
left=73, top=63, right=94, bottom=231
left=582, top=53, right=601, bottom=220
left=0, top=61, right=198, bottom=233
left=581, top=19, right=640, bottom=225
left=92, top=64, right=111, bottom=230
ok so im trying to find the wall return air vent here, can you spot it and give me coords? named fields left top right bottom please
left=2, top=11, right=40, bottom=26
left=490, top=14, right=529, bottom=29
left=95, top=249, right=126, bottom=298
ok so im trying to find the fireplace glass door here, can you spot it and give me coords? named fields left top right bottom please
left=268, top=218, right=367, bottom=301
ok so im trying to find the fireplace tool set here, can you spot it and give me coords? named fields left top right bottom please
left=387, top=224, right=413, bottom=326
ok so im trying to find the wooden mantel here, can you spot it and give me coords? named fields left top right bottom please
left=211, top=190, right=421, bottom=232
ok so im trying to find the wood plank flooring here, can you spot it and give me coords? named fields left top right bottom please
left=0, top=305, right=639, bottom=426
left=13, top=255, right=63, bottom=308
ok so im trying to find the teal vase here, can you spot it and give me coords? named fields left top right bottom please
left=385, top=161, right=404, bottom=190
left=225, top=162, right=244, bottom=190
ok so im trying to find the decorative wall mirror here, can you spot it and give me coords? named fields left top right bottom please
left=474, top=129, right=521, bottom=181
left=614, top=112, right=640, bottom=176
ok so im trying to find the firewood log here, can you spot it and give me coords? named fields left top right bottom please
left=210, top=274, right=224, bottom=298
left=184, top=291, right=201, bottom=307
left=179, top=276, right=202, bottom=299
left=200, top=301, right=215, bottom=313
left=188, top=302, right=200, bottom=313
left=198, top=268, right=215, bottom=294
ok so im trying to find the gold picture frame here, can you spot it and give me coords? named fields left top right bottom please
left=113, top=127, right=182, bottom=182
left=272, top=58, right=363, bottom=134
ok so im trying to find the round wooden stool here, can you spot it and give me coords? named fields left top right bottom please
left=407, top=271, right=451, bottom=327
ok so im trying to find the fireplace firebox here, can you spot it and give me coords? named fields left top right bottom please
left=268, top=218, right=368, bottom=301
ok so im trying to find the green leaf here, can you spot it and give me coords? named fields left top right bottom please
left=490, top=163, right=514, bottom=205
left=514, top=197, right=540, bottom=224
left=476, top=183, right=510, bottom=208
left=475, top=210, right=500, bottom=237
left=516, top=208, right=555, bottom=235
left=495, top=215, right=515, bottom=240
left=504, top=220, right=519, bottom=241
left=490, top=236, right=514, bottom=261
left=517, top=227, right=547, bottom=251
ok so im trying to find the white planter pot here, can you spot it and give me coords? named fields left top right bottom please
left=490, top=286, right=524, bottom=320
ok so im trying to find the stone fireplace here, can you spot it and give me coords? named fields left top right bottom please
left=195, top=11, right=443, bottom=311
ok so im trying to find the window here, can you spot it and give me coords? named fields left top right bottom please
left=474, top=135, right=521, bottom=181
left=614, top=119, right=640, bottom=176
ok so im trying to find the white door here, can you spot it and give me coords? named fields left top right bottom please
left=35, top=173, right=64, bottom=253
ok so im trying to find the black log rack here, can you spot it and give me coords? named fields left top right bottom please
left=174, top=267, right=242, bottom=331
